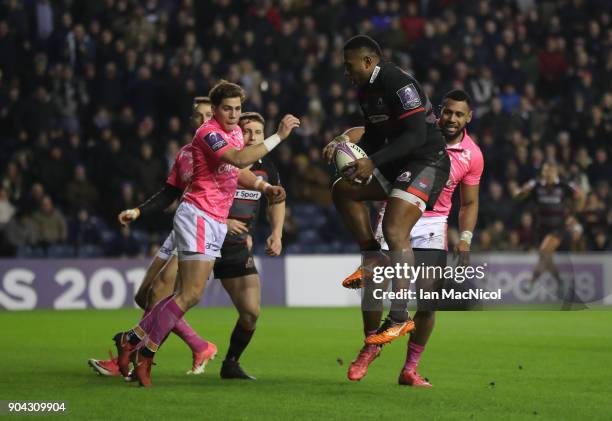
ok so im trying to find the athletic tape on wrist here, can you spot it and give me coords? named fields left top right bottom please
left=263, top=134, right=281, bottom=152
left=460, top=231, right=473, bottom=245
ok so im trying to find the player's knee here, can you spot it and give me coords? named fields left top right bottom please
left=175, top=288, right=201, bottom=309
left=382, top=223, right=408, bottom=249
left=239, top=307, right=260, bottom=329
left=333, top=179, right=360, bottom=203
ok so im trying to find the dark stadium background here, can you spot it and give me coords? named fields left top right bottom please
left=0, top=0, right=610, bottom=258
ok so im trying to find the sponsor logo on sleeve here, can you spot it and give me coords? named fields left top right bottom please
left=396, top=83, right=422, bottom=110
left=204, top=132, right=228, bottom=152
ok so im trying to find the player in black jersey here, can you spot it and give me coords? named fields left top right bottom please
left=216, top=112, right=285, bottom=380
left=513, top=162, right=584, bottom=289
left=328, top=35, right=450, bottom=345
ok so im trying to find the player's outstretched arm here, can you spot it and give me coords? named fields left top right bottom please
left=118, top=183, right=183, bottom=226
left=512, top=179, right=536, bottom=201
left=323, top=126, right=365, bottom=163
left=221, top=114, right=299, bottom=168
left=237, top=168, right=286, bottom=203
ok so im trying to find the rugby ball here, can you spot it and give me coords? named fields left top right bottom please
left=334, top=142, right=372, bottom=185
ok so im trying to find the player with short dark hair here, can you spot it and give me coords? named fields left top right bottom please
left=513, top=162, right=584, bottom=290
left=327, top=35, right=450, bottom=346
left=328, top=89, right=483, bottom=386
left=216, top=111, right=285, bottom=380
left=112, top=80, right=299, bottom=387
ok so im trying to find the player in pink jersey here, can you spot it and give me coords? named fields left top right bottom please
left=325, top=89, right=483, bottom=387
left=113, top=80, right=299, bottom=387
left=88, top=97, right=215, bottom=378
left=88, top=96, right=287, bottom=380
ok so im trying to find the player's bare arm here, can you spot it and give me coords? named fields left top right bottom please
left=512, top=179, right=536, bottom=201
left=227, top=219, right=249, bottom=236
left=221, top=114, right=300, bottom=168
left=455, top=183, right=480, bottom=266
left=238, top=168, right=286, bottom=203
left=265, top=199, right=285, bottom=256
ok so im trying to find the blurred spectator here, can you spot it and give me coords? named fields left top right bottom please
left=480, top=182, right=513, bottom=227
left=591, top=231, right=610, bottom=251
left=3, top=210, right=39, bottom=255
left=65, top=164, right=99, bottom=210
left=473, top=230, right=493, bottom=252
left=516, top=212, right=536, bottom=250
left=134, top=142, right=165, bottom=198
left=0, top=188, right=16, bottom=229
left=20, top=182, right=46, bottom=212
left=587, top=148, right=612, bottom=185
left=109, top=225, right=141, bottom=257
left=0, top=0, right=610, bottom=254
left=68, top=208, right=103, bottom=251
left=580, top=192, right=607, bottom=244
left=37, top=145, right=71, bottom=200
left=281, top=206, right=300, bottom=247
left=32, top=195, right=67, bottom=247
left=290, top=154, right=332, bottom=208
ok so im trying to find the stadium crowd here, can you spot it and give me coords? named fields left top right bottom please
left=0, top=0, right=611, bottom=257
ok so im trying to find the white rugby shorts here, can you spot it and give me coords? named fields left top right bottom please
left=173, top=202, right=228, bottom=260
left=374, top=206, right=447, bottom=251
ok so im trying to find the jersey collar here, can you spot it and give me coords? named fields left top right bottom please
left=446, top=129, right=469, bottom=151
left=369, top=65, right=381, bottom=84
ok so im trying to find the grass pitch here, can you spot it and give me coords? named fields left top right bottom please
left=1, top=308, right=611, bottom=420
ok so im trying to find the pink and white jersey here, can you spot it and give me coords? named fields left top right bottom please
left=424, top=130, right=484, bottom=219
left=166, top=143, right=193, bottom=191
left=183, top=118, right=243, bottom=222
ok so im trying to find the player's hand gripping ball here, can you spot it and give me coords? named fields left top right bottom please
left=334, top=142, right=372, bottom=185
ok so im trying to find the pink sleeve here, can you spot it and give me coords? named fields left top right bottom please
left=166, top=161, right=182, bottom=189
left=462, top=148, right=484, bottom=186
left=198, top=131, right=233, bottom=158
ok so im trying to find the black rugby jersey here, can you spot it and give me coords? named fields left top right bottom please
left=357, top=61, right=445, bottom=166
left=224, top=156, right=280, bottom=245
left=527, top=179, right=577, bottom=229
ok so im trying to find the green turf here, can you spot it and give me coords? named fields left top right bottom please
left=1, top=308, right=611, bottom=420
